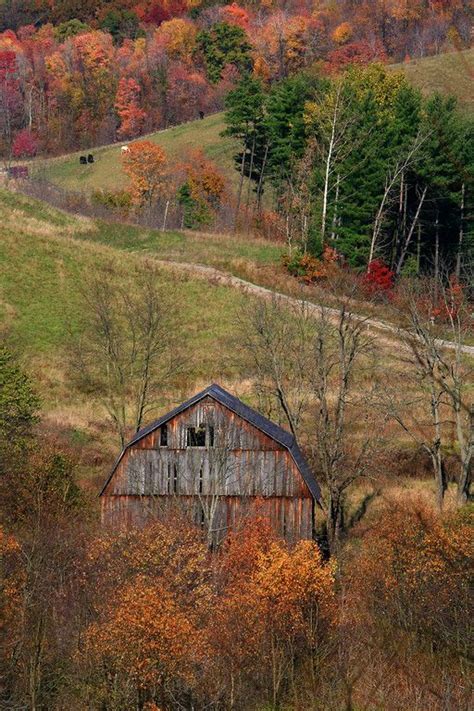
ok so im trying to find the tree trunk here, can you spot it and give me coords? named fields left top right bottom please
left=429, top=386, right=446, bottom=509
left=162, top=200, right=169, bottom=232
left=330, top=173, right=340, bottom=242
left=245, top=131, right=256, bottom=221
left=456, top=402, right=473, bottom=506
left=256, top=142, right=269, bottom=215
left=396, top=185, right=427, bottom=275
left=434, top=211, right=440, bottom=289
left=326, top=491, right=344, bottom=555
left=321, top=100, right=338, bottom=247
left=455, top=182, right=465, bottom=280
left=234, top=131, right=248, bottom=231
left=416, top=222, right=421, bottom=275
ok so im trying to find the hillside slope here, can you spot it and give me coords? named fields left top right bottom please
left=395, top=48, right=474, bottom=112
left=0, top=189, right=262, bottom=469
left=35, top=112, right=237, bottom=194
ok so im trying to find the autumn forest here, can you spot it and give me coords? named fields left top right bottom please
left=0, top=0, right=473, bottom=710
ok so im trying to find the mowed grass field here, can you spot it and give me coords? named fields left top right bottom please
left=34, top=112, right=238, bottom=194
left=34, top=50, right=474, bottom=197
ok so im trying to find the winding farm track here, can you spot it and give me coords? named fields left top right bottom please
left=150, top=257, right=474, bottom=358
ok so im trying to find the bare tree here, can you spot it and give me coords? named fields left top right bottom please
left=368, top=130, right=430, bottom=267
left=72, top=262, right=184, bottom=447
left=242, top=296, right=382, bottom=554
left=242, top=296, right=315, bottom=440
left=392, top=276, right=473, bottom=506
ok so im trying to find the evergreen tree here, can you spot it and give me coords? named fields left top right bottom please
left=0, top=347, right=39, bottom=473
left=197, top=22, right=252, bottom=84
left=411, top=95, right=474, bottom=277
left=265, top=73, right=324, bottom=197
left=223, top=76, right=268, bottom=221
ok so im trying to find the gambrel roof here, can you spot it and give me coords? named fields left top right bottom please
left=100, top=383, right=321, bottom=502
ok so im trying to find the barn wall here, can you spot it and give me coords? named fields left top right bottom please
left=101, top=495, right=314, bottom=542
left=101, top=396, right=315, bottom=541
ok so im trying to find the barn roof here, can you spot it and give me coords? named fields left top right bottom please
left=100, top=383, right=321, bottom=502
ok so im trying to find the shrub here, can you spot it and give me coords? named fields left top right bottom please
left=12, top=129, right=38, bottom=158
left=283, top=246, right=340, bottom=283
left=91, top=189, right=132, bottom=214
left=362, top=259, right=394, bottom=299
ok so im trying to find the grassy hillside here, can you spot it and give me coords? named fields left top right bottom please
left=396, top=48, right=474, bottom=112
left=2, top=187, right=468, bottom=510
left=34, top=112, right=237, bottom=194
left=0, top=189, right=268, bottom=472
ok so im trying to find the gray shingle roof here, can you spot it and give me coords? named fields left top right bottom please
left=100, top=383, right=321, bottom=502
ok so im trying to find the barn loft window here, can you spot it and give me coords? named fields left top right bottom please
left=187, top=424, right=206, bottom=447
left=160, top=425, right=168, bottom=447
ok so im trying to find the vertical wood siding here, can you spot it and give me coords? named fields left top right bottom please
left=101, top=396, right=315, bottom=540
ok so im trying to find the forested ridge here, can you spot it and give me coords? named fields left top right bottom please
left=0, top=0, right=472, bottom=155
left=0, top=2, right=473, bottom=710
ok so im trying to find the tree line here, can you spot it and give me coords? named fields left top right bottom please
left=224, top=64, right=474, bottom=277
left=0, top=0, right=472, bottom=158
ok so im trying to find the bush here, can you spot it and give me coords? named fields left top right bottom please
left=344, top=500, right=473, bottom=709
left=362, top=259, right=394, bottom=299
left=12, top=129, right=38, bottom=158
left=91, top=189, right=132, bottom=214
left=283, top=246, right=340, bottom=283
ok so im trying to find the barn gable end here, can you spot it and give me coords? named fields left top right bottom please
left=100, top=384, right=320, bottom=541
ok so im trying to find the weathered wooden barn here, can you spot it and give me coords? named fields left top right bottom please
left=100, top=384, right=321, bottom=542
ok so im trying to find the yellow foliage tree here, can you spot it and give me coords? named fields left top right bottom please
left=332, top=21, right=353, bottom=45
left=153, top=18, right=197, bottom=62
left=122, top=140, right=167, bottom=207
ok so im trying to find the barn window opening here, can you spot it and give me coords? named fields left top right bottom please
left=187, top=425, right=206, bottom=447
left=208, top=426, right=215, bottom=447
left=173, top=464, right=178, bottom=494
left=199, top=466, right=203, bottom=494
left=160, top=424, right=168, bottom=447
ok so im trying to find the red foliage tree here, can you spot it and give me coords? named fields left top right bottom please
left=0, top=50, right=22, bottom=156
left=12, top=128, right=38, bottom=157
left=327, top=40, right=387, bottom=71
left=115, top=76, right=146, bottom=139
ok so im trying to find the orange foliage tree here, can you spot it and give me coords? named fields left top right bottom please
left=115, top=76, right=147, bottom=139
left=80, top=516, right=212, bottom=708
left=122, top=139, right=167, bottom=207
left=177, top=149, right=227, bottom=227
left=80, top=515, right=336, bottom=710
left=208, top=518, right=336, bottom=707
left=343, top=500, right=473, bottom=709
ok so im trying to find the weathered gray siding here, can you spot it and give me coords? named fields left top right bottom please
left=101, top=396, right=315, bottom=541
